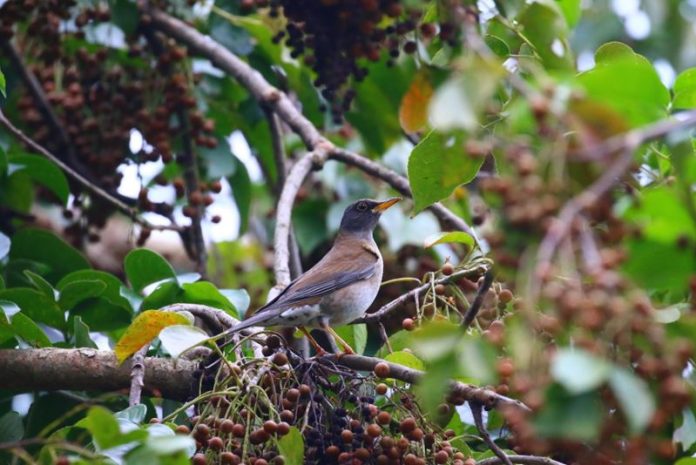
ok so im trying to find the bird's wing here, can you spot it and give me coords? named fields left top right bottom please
left=250, top=240, right=379, bottom=318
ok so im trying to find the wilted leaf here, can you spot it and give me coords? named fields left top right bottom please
left=114, top=310, right=191, bottom=363
left=551, top=348, right=611, bottom=394
left=399, top=72, right=433, bottom=134
left=159, top=325, right=210, bottom=358
left=424, top=231, right=475, bottom=249
left=277, top=426, right=304, bottom=465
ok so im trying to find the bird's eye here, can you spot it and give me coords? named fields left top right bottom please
left=357, top=202, right=368, bottom=211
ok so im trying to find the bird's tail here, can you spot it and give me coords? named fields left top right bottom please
left=224, top=311, right=270, bottom=336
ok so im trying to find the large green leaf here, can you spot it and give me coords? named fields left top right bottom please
left=517, top=1, right=574, bottom=70
left=9, top=229, right=90, bottom=284
left=80, top=406, right=147, bottom=450
left=578, top=42, right=669, bottom=126
left=534, top=385, right=604, bottom=441
left=228, top=154, right=251, bottom=234
left=0, top=288, right=64, bottom=329
left=673, top=68, right=696, bottom=109
left=551, top=348, right=611, bottom=394
left=7, top=154, right=70, bottom=204
left=0, top=411, right=23, bottom=442
left=11, top=312, right=51, bottom=347
left=277, top=426, right=304, bottom=465
left=58, top=280, right=108, bottom=311
left=408, top=131, right=484, bottom=213
left=608, top=368, right=654, bottom=433
left=124, top=249, right=177, bottom=293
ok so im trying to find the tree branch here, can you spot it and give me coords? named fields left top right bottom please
left=471, top=401, right=513, bottom=465
left=146, top=8, right=478, bottom=244
left=360, top=262, right=490, bottom=323
left=0, top=348, right=196, bottom=401
left=128, top=346, right=149, bottom=406
left=462, top=269, right=494, bottom=329
left=0, top=110, right=181, bottom=231
left=322, top=353, right=530, bottom=412
left=477, top=456, right=566, bottom=465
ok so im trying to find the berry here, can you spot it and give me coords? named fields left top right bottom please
left=374, top=362, right=390, bottom=378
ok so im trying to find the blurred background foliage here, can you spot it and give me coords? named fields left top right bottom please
left=0, top=0, right=696, bottom=464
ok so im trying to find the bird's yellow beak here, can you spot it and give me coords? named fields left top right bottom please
left=372, top=197, right=401, bottom=213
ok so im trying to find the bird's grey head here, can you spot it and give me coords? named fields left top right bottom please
left=339, top=198, right=401, bottom=234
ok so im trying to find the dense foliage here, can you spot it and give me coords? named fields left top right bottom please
left=1, top=1, right=696, bottom=465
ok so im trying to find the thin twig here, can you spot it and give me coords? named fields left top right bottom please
left=0, top=110, right=181, bottom=231
left=147, top=8, right=477, bottom=241
left=176, top=108, right=208, bottom=276
left=128, top=345, right=149, bottom=406
left=320, top=354, right=530, bottom=413
left=478, top=456, right=566, bottom=465
left=462, top=269, right=494, bottom=329
left=577, top=216, right=601, bottom=274
left=471, top=402, right=514, bottom=465
left=360, top=263, right=490, bottom=323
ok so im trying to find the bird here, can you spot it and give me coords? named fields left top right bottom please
left=227, top=197, right=401, bottom=355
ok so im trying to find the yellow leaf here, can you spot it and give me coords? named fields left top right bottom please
left=399, top=72, right=434, bottom=134
left=114, top=310, right=190, bottom=363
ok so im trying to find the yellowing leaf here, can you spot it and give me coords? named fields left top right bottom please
left=399, top=73, right=433, bottom=134
left=114, top=310, right=190, bottom=363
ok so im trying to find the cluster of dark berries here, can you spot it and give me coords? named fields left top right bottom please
left=185, top=337, right=475, bottom=465
left=243, top=0, right=453, bottom=123
left=0, top=0, right=225, bottom=250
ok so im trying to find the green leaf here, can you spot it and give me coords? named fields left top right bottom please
left=334, top=323, right=368, bottom=355
left=181, top=282, right=238, bottom=316
left=429, top=57, right=505, bottom=131
left=608, top=368, right=655, bottom=433
left=456, top=336, right=497, bottom=385
left=0, top=66, right=5, bottom=97
left=408, top=320, right=460, bottom=362
left=578, top=42, right=669, bottom=126
left=556, top=0, right=581, bottom=27
left=8, top=154, right=70, bottom=204
left=59, top=279, right=108, bottom=311
left=0, top=288, right=64, bottom=329
left=228, top=155, right=252, bottom=234
left=675, top=409, right=696, bottom=451
left=534, top=385, right=603, bottom=440
left=673, top=68, right=696, bottom=109
left=72, top=316, right=98, bottom=349
left=209, top=12, right=254, bottom=56
left=551, top=348, right=611, bottom=394
left=517, top=1, right=573, bottom=70
left=0, top=231, right=9, bottom=261
left=408, top=131, right=485, bottom=213
left=158, top=325, right=210, bottom=358
left=81, top=406, right=147, bottom=450
left=293, top=198, right=330, bottom=254
left=24, top=270, right=56, bottom=299
left=9, top=229, right=90, bottom=284
left=0, top=412, right=23, bottom=442
left=384, top=350, right=425, bottom=371
left=115, top=405, right=147, bottom=424
left=124, top=249, right=177, bottom=293
left=110, top=0, right=139, bottom=35
left=423, top=231, right=475, bottom=249
left=219, top=289, right=250, bottom=314
left=57, top=270, right=133, bottom=311
left=277, top=426, right=304, bottom=465
left=12, top=312, right=51, bottom=347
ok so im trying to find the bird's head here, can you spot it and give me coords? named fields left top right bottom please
left=339, top=197, right=401, bottom=234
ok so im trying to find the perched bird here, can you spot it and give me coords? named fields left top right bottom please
left=228, top=197, right=401, bottom=354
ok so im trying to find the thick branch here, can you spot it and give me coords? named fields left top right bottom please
left=0, top=348, right=196, bottom=401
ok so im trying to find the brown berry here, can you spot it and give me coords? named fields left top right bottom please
left=367, top=423, right=382, bottom=437
left=402, top=318, right=416, bottom=331
left=376, top=383, right=388, bottom=395
left=341, top=429, right=354, bottom=443
left=272, top=352, right=288, bottom=366
left=377, top=411, right=391, bottom=425
left=374, top=362, right=390, bottom=378
left=263, top=420, right=278, bottom=435
left=192, top=453, right=207, bottom=465
left=277, top=422, right=291, bottom=436
left=400, top=417, right=416, bottom=433
left=208, top=436, right=224, bottom=450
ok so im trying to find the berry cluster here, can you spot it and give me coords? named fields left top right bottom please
left=185, top=336, right=474, bottom=465
left=0, top=0, right=224, bottom=249
left=246, top=0, right=450, bottom=123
